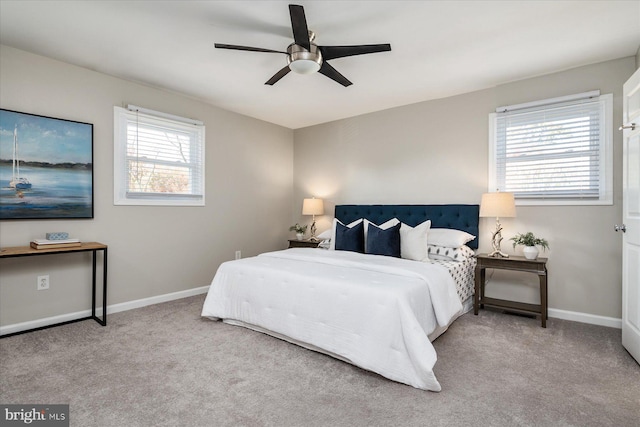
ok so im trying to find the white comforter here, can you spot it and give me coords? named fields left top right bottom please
left=201, top=248, right=463, bottom=391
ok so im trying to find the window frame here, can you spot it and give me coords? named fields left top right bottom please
left=113, top=106, right=205, bottom=206
left=488, top=92, right=613, bottom=206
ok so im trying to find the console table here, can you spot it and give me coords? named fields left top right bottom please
left=0, top=242, right=108, bottom=337
left=474, top=254, right=548, bottom=327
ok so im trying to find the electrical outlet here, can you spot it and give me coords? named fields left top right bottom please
left=37, top=275, right=49, bottom=290
left=235, top=250, right=241, bottom=260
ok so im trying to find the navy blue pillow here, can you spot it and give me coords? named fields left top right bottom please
left=335, top=221, right=364, bottom=253
left=366, top=222, right=401, bottom=257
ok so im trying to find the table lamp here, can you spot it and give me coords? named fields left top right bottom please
left=302, top=197, right=324, bottom=241
left=480, top=192, right=516, bottom=257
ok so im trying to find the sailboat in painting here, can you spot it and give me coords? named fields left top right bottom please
left=9, top=124, right=31, bottom=190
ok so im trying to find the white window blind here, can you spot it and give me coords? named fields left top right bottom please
left=489, top=92, right=612, bottom=205
left=114, top=106, right=205, bottom=206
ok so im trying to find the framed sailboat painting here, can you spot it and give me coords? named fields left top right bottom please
left=0, top=109, right=93, bottom=220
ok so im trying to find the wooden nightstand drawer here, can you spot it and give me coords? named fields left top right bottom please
left=288, top=239, right=320, bottom=248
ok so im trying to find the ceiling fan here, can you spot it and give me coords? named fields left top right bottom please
left=214, top=4, right=391, bottom=87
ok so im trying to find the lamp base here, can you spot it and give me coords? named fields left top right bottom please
left=309, top=218, right=318, bottom=242
left=489, top=217, right=509, bottom=258
left=488, top=250, right=509, bottom=258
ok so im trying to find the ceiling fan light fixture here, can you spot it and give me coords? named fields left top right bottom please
left=289, top=59, right=321, bottom=74
left=287, top=43, right=322, bottom=74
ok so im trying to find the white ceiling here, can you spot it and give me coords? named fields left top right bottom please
left=1, top=1, right=639, bottom=129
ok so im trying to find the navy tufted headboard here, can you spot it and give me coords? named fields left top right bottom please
left=335, top=204, right=480, bottom=249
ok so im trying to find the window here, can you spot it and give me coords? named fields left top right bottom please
left=489, top=91, right=612, bottom=205
left=114, top=106, right=205, bottom=206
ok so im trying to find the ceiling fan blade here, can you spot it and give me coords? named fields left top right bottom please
left=265, top=66, right=292, bottom=85
left=318, top=62, right=352, bottom=87
left=319, top=44, right=391, bottom=61
left=289, top=4, right=310, bottom=51
left=215, top=43, right=287, bottom=54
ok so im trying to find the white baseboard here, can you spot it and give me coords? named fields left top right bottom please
left=0, top=285, right=210, bottom=336
left=107, top=285, right=209, bottom=315
left=1, top=286, right=621, bottom=336
left=548, top=308, right=622, bottom=329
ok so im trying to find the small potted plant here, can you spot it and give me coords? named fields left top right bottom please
left=289, top=223, right=308, bottom=240
left=510, top=232, right=550, bottom=259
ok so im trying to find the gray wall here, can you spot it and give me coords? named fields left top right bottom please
left=293, top=56, right=636, bottom=320
left=0, top=46, right=294, bottom=325
left=1, top=44, right=635, bottom=326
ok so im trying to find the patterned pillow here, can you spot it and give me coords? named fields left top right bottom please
left=427, top=244, right=475, bottom=261
left=318, top=239, right=331, bottom=249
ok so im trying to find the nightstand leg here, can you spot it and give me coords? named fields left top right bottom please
left=474, top=266, right=486, bottom=315
left=540, top=271, right=547, bottom=328
left=480, top=268, right=486, bottom=309
left=474, top=266, right=482, bottom=315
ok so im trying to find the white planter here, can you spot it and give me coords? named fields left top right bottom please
left=296, top=233, right=304, bottom=240
left=523, top=246, right=539, bottom=260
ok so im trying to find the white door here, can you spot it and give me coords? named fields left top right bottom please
left=621, top=67, right=640, bottom=365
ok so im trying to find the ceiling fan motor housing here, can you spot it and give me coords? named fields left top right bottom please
left=287, top=43, right=322, bottom=74
left=214, top=4, right=391, bottom=86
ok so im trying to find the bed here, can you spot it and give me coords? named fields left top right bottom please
left=202, top=204, right=479, bottom=391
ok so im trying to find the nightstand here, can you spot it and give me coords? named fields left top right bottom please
left=474, top=254, right=548, bottom=327
left=288, top=239, right=320, bottom=248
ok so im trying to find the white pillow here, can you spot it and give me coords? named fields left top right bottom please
left=428, top=228, right=476, bottom=248
left=427, top=244, right=475, bottom=261
left=399, top=220, right=431, bottom=261
left=316, top=229, right=332, bottom=240
left=329, top=218, right=363, bottom=250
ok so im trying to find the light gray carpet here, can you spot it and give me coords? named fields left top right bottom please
left=1, top=295, right=638, bottom=427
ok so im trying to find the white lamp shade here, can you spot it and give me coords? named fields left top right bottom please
left=302, top=198, right=324, bottom=216
left=480, top=192, right=516, bottom=218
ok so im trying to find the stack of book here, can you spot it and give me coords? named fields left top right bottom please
left=30, top=238, right=81, bottom=250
